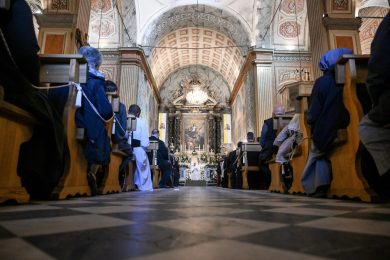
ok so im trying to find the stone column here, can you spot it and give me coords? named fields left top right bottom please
left=245, top=68, right=256, bottom=133
left=215, top=114, right=222, bottom=154
left=306, top=0, right=330, bottom=79
left=168, top=108, right=176, bottom=150
left=174, top=112, right=182, bottom=151
left=208, top=112, right=216, bottom=152
left=253, top=49, right=274, bottom=135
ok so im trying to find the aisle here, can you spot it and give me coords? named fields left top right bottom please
left=0, top=187, right=389, bottom=259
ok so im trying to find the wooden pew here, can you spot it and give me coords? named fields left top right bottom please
left=287, top=82, right=313, bottom=194
left=328, top=54, right=376, bottom=202
left=98, top=93, right=124, bottom=194
left=122, top=159, right=136, bottom=191
left=268, top=114, right=293, bottom=193
left=100, top=119, right=122, bottom=194
left=39, top=54, right=91, bottom=199
left=0, top=86, right=38, bottom=203
left=147, top=140, right=161, bottom=188
left=240, top=142, right=262, bottom=189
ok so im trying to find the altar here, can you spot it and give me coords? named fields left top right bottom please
left=177, top=150, right=218, bottom=183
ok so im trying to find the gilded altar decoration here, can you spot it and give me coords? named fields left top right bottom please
left=51, top=0, right=68, bottom=10
left=332, top=0, right=349, bottom=11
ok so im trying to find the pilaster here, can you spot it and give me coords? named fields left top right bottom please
left=118, top=48, right=161, bottom=109
left=306, top=0, right=330, bottom=79
left=253, top=49, right=274, bottom=135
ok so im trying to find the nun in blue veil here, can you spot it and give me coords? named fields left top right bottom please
left=301, top=48, right=352, bottom=197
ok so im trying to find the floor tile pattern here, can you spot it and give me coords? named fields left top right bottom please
left=1, top=187, right=390, bottom=259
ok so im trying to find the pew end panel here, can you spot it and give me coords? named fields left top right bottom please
left=100, top=119, right=122, bottom=195
left=39, top=54, right=91, bottom=199
left=288, top=81, right=313, bottom=194
left=51, top=83, right=90, bottom=199
left=268, top=115, right=292, bottom=193
left=240, top=143, right=262, bottom=189
left=0, top=87, right=39, bottom=203
left=122, top=159, right=136, bottom=191
left=268, top=159, right=285, bottom=193
left=329, top=55, right=376, bottom=202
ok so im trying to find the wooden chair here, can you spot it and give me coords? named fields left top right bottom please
left=147, top=141, right=161, bottom=188
left=0, top=86, right=38, bottom=203
left=240, top=142, right=262, bottom=189
left=39, top=54, right=91, bottom=199
left=328, top=54, right=376, bottom=202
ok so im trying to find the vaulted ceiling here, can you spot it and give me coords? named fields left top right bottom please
left=139, top=3, right=252, bottom=90
left=150, top=27, right=244, bottom=89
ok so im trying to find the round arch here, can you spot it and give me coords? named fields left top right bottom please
left=139, top=4, right=252, bottom=53
left=159, top=65, right=231, bottom=106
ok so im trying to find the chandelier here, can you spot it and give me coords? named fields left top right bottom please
left=186, top=78, right=208, bottom=105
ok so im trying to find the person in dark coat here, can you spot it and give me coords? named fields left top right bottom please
left=0, top=0, right=65, bottom=199
left=148, top=129, right=173, bottom=188
left=222, top=154, right=230, bottom=188
left=76, top=46, right=113, bottom=195
left=301, top=48, right=352, bottom=197
left=169, top=150, right=180, bottom=187
left=258, top=116, right=278, bottom=189
left=359, top=11, right=390, bottom=198
left=232, top=141, right=242, bottom=189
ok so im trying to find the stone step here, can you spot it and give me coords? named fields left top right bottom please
left=185, top=180, right=207, bottom=187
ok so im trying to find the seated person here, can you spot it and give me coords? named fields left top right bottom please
left=301, top=48, right=352, bottom=197
left=232, top=141, right=243, bottom=189
left=257, top=106, right=283, bottom=189
left=222, top=153, right=231, bottom=188
left=76, top=46, right=113, bottom=196
left=148, top=129, right=173, bottom=188
left=0, top=0, right=65, bottom=199
left=128, top=104, right=153, bottom=191
left=273, top=113, right=303, bottom=190
left=359, top=11, right=390, bottom=198
left=104, top=80, right=132, bottom=187
left=169, top=150, right=180, bottom=187
left=260, top=105, right=285, bottom=161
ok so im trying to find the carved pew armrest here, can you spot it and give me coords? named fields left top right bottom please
left=332, top=129, right=348, bottom=146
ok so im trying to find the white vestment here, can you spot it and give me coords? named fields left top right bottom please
left=130, top=117, right=153, bottom=191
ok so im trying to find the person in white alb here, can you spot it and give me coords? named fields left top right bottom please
left=128, top=104, right=153, bottom=191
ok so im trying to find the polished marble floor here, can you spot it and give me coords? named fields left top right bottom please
left=0, top=187, right=390, bottom=259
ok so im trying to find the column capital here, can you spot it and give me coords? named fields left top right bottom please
left=251, top=48, right=274, bottom=65
left=36, top=14, right=76, bottom=28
